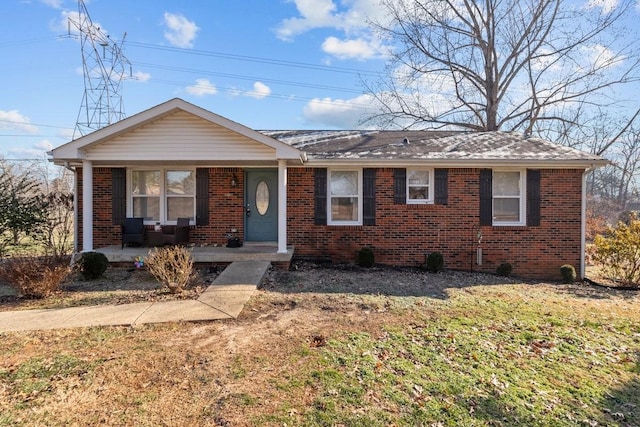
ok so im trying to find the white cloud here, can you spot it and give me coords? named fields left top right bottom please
left=40, top=0, right=64, bottom=9
left=582, top=43, right=625, bottom=69
left=163, top=12, right=199, bottom=48
left=57, top=127, right=75, bottom=141
left=321, top=36, right=383, bottom=60
left=276, top=0, right=339, bottom=41
left=303, top=94, right=378, bottom=128
left=245, top=82, right=271, bottom=99
left=53, top=10, right=108, bottom=36
left=34, top=139, right=54, bottom=151
left=0, top=110, right=39, bottom=134
left=585, top=0, right=620, bottom=14
left=530, top=47, right=563, bottom=73
left=276, top=0, right=386, bottom=41
left=8, top=139, right=53, bottom=159
left=276, top=0, right=390, bottom=60
left=133, top=71, right=151, bottom=82
left=186, top=78, right=217, bottom=96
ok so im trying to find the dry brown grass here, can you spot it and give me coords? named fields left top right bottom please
left=1, top=265, right=639, bottom=426
left=0, top=256, right=70, bottom=298
left=0, top=267, right=213, bottom=312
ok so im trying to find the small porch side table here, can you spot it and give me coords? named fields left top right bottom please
left=147, top=231, right=164, bottom=247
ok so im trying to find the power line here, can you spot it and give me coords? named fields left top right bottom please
left=0, top=35, right=61, bottom=48
left=134, top=62, right=364, bottom=94
left=0, top=119, right=73, bottom=131
left=0, top=135, right=67, bottom=138
left=140, top=77, right=378, bottom=111
left=126, top=40, right=381, bottom=78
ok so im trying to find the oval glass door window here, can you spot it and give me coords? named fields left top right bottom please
left=255, top=180, right=269, bottom=216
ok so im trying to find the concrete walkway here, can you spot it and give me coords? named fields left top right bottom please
left=0, top=261, right=270, bottom=333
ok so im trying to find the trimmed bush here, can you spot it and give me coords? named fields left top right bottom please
left=356, top=246, right=375, bottom=268
left=78, top=252, right=109, bottom=280
left=496, top=263, right=513, bottom=277
left=560, top=264, right=577, bottom=284
left=0, top=256, right=70, bottom=298
left=424, top=252, right=444, bottom=273
left=145, top=246, right=194, bottom=293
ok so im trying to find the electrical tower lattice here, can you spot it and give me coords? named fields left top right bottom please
left=69, top=0, right=131, bottom=139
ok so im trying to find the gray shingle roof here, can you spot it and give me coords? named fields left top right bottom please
left=262, top=130, right=607, bottom=165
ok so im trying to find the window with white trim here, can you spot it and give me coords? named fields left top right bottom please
left=492, top=170, right=525, bottom=225
left=328, top=169, right=361, bottom=225
left=130, top=169, right=195, bottom=223
left=407, top=169, right=433, bottom=203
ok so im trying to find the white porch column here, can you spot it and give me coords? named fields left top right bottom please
left=82, top=160, right=93, bottom=252
left=277, top=159, right=288, bottom=254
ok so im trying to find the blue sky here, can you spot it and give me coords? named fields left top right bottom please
left=1, top=0, right=389, bottom=159
left=0, top=0, right=639, bottom=160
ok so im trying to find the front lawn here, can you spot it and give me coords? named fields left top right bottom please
left=1, top=266, right=638, bottom=426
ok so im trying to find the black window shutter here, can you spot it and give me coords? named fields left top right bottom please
left=527, top=169, right=541, bottom=226
left=196, top=168, right=210, bottom=226
left=434, top=168, right=448, bottom=205
left=111, top=168, right=126, bottom=226
left=479, top=169, right=492, bottom=226
left=394, top=168, right=406, bottom=204
left=314, top=168, right=327, bottom=225
left=363, top=168, right=376, bottom=225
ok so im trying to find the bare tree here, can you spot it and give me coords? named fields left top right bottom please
left=367, top=0, right=640, bottom=134
left=30, top=160, right=75, bottom=257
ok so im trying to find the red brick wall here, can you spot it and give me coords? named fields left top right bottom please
left=79, top=166, right=584, bottom=280
left=78, top=167, right=247, bottom=250
left=287, top=168, right=584, bottom=281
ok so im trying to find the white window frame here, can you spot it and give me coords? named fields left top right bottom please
left=127, top=167, right=196, bottom=225
left=327, top=169, right=362, bottom=226
left=492, top=169, right=526, bottom=226
left=406, top=168, right=434, bottom=204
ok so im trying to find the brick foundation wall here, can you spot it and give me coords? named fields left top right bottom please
left=79, top=166, right=584, bottom=280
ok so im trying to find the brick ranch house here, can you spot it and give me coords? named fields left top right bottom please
left=49, top=98, right=608, bottom=280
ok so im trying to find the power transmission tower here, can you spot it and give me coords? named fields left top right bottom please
left=68, top=0, right=131, bottom=139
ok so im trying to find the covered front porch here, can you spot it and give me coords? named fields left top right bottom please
left=97, top=243, right=295, bottom=269
left=49, top=99, right=305, bottom=258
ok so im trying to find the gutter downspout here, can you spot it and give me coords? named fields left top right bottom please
left=581, top=166, right=594, bottom=280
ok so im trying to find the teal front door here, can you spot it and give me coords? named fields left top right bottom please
left=245, top=169, right=278, bottom=242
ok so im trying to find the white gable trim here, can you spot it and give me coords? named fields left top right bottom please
left=50, top=98, right=301, bottom=161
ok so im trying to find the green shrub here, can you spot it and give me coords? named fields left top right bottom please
left=560, top=264, right=577, bottom=284
left=423, top=252, right=444, bottom=273
left=78, top=252, right=109, bottom=280
left=592, top=217, right=640, bottom=286
left=0, top=256, right=70, bottom=298
left=496, top=263, right=513, bottom=277
left=356, top=246, right=375, bottom=268
left=145, top=246, right=194, bottom=293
